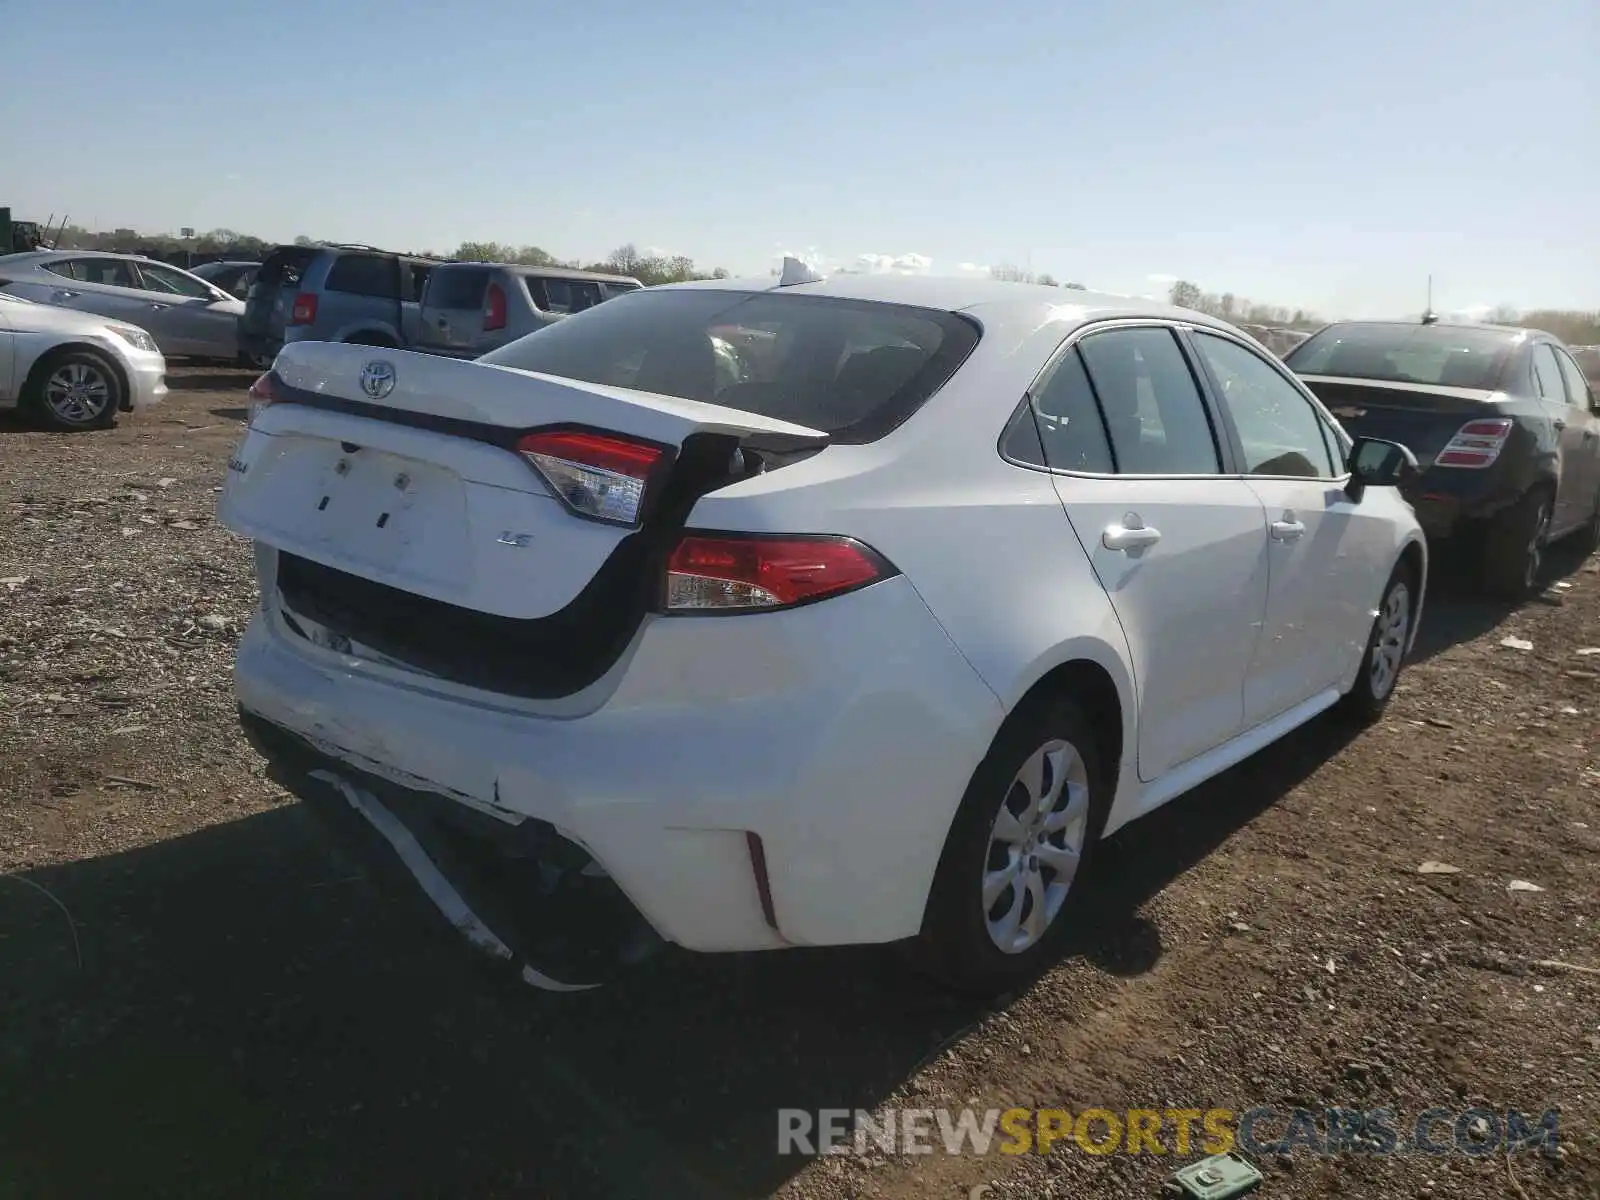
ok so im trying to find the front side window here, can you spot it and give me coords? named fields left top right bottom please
left=138, top=263, right=215, bottom=299
left=1193, top=332, right=1336, bottom=478
left=1076, top=326, right=1221, bottom=474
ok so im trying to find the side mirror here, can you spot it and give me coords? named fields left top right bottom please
left=1345, top=436, right=1418, bottom=503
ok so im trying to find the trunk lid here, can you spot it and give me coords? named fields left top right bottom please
left=218, top=341, right=828, bottom=624
left=1298, top=375, right=1505, bottom=466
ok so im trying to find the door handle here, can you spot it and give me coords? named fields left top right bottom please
left=1553, top=419, right=1566, bottom=432
left=149, top=303, right=170, bottom=311
left=1102, top=518, right=1161, bottom=552
left=51, top=289, right=79, bottom=300
left=1270, top=518, right=1306, bottom=542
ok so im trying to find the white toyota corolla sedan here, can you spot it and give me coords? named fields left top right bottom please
left=220, top=267, right=1426, bottom=993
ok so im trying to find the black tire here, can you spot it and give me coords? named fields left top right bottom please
left=24, top=348, right=123, bottom=432
left=1337, top=560, right=1417, bottom=724
left=1573, top=488, right=1600, bottom=557
left=1482, top=488, right=1552, bottom=600
left=907, top=695, right=1112, bottom=996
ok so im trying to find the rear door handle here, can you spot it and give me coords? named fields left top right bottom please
left=51, top=289, right=79, bottom=300
left=1271, top=518, right=1306, bottom=542
left=1102, top=519, right=1161, bottom=552
left=149, top=302, right=170, bottom=311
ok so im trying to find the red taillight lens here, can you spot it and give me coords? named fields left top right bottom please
left=289, top=292, right=318, bottom=325
left=516, top=429, right=666, bottom=526
left=1434, top=417, right=1513, bottom=468
left=484, top=282, right=507, bottom=331
left=663, top=534, right=892, bottom=613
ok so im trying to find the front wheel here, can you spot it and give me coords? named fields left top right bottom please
left=1338, top=563, right=1415, bottom=724
left=907, top=696, right=1109, bottom=996
left=26, top=350, right=123, bottom=431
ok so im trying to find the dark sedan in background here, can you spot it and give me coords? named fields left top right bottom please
left=1285, top=320, right=1600, bottom=597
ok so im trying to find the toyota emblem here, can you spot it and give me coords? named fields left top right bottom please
left=360, top=360, right=397, bottom=400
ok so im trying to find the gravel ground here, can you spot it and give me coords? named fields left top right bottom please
left=1, top=366, right=1596, bottom=1200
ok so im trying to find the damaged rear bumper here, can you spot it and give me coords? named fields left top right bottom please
left=242, top=709, right=663, bottom=990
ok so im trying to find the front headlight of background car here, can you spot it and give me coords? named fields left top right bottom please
left=107, top=324, right=160, bottom=354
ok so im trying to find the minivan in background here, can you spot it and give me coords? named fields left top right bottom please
left=414, top=263, right=642, bottom=358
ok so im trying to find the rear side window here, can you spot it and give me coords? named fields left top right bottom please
left=428, top=267, right=491, bottom=310
left=1555, top=349, right=1594, bottom=410
left=1077, top=327, right=1221, bottom=474
left=325, top=254, right=398, bottom=299
left=47, top=258, right=139, bottom=287
left=532, top=277, right=604, bottom=314
left=1532, top=344, right=1567, bottom=403
left=1005, top=348, right=1114, bottom=473
left=479, top=289, right=981, bottom=444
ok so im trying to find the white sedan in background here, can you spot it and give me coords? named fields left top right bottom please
left=0, top=292, right=167, bottom=430
left=220, top=268, right=1426, bottom=994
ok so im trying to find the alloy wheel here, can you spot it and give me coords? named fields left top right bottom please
left=982, top=738, right=1090, bottom=954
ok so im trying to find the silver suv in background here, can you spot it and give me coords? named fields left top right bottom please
left=414, top=263, right=641, bottom=357
left=240, top=243, right=441, bottom=366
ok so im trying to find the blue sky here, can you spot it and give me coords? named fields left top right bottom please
left=2, top=0, right=1595, bottom=317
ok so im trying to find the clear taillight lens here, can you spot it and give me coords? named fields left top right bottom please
left=516, top=429, right=665, bottom=526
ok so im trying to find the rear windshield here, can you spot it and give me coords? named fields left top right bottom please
left=254, top=246, right=317, bottom=290
left=479, top=289, right=981, bottom=443
left=1285, top=323, right=1516, bottom=391
left=428, top=266, right=490, bottom=310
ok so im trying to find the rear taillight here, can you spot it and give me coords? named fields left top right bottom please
left=516, top=429, right=666, bottom=526
left=246, top=372, right=278, bottom=423
left=663, top=534, right=894, bottom=613
left=484, top=282, right=507, bottom=332
left=1434, top=417, right=1513, bottom=468
left=289, top=292, right=318, bottom=325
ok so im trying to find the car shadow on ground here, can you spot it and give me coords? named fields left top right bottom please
left=166, top=372, right=254, bottom=393
left=0, top=708, right=1363, bottom=1199
left=1409, top=536, right=1592, bottom=664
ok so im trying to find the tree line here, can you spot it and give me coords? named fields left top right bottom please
left=41, top=225, right=729, bottom=287
left=1166, top=279, right=1600, bottom=345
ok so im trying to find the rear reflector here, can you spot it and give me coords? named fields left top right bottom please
left=289, top=292, right=318, bottom=326
left=516, top=429, right=666, bottom=526
left=663, top=534, right=893, bottom=613
left=485, top=282, right=507, bottom=332
left=1435, top=417, right=1513, bottom=468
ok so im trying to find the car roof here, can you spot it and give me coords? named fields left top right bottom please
left=3, top=248, right=166, bottom=265
left=443, top=262, right=641, bottom=284
left=1312, top=318, right=1539, bottom=340
left=656, top=273, right=1249, bottom=340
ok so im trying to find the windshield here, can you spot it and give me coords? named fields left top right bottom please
left=1285, top=323, right=1517, bottom=391
left=479, top=288, right=981, bottom=443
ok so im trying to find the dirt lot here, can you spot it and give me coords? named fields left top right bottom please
left=1, top=367, right=1596, bottom=1200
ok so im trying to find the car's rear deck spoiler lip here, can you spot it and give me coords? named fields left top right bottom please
left=1296, top=374, right=1503, bottom=404
left=257, top=369, right=833, bottom=457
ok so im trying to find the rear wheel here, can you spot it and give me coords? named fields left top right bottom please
left=1482, top=488, right=1551, bottom=600
left=1338, top=562, right=1415, bottom=724
left=908, top=695, right=1110, bottom=996
left=25, top=350, right=122, bottom=431
left=1574, top=488, right=1600, bottom=556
